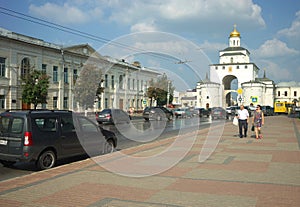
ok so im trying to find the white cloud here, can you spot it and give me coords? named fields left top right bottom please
left=256, top=60, right=292, bottom=82
left=29, top=2, right=91, bottom=24
left=28, top=0, right=265, bottom=36
left=199, top=41, right=227, bottom=53
left=254, top=38, right=299, bottom=58
left=130, top=20, right=158, bottom=33
left=277, top=10, right=300, bottom=38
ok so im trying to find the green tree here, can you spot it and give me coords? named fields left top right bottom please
left=146, top=74, right=174, bottom=106
left=22, top=70, right=50, bottom=109
left=74, top=64, right=103, bottom=109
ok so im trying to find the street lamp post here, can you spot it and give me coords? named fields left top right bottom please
left=167, top=80, right=170, bottom=107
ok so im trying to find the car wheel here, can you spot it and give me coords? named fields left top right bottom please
left=103, top=139, right=115, bottom=154
left=0, top=160, right=16, bottom=167
left=37, top=150, right=56, bottom=170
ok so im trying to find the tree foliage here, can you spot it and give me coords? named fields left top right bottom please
left=21, top=70, right=50, bottom=109
left=146, top=73, right=174, bottom=106
left=74, top=64, right=103, bottom=109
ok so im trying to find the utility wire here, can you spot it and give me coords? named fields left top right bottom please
left=0, top=6, right=176, bottom=63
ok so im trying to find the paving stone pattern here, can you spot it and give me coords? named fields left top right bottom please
left=0, top=116, right=299, bottom=207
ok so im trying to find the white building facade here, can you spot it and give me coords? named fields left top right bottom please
left=0, top=28, right=160, bottom=112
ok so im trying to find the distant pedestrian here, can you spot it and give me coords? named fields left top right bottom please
left=237, top=105, right=249, bottom=138
left=252, top=105, right=264, bottom=139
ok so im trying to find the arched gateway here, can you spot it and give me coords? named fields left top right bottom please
left=208, top=25, right=260, bottom=107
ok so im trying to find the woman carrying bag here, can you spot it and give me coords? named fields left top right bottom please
left=252, top=105, right=265, bottom=139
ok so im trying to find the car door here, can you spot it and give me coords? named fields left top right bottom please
left=59, top=115, right=84, bottom=157
left=75, top=116, right=107, bottom=157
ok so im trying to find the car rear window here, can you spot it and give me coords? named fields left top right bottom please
left=0, top=116, right=24, bottom=134
left=101, top=109, right=111, bottom=114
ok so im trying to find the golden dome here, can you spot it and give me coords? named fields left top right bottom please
left=230, top=25, right=240, bottom=37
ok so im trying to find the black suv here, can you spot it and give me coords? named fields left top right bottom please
left=0, top=110, right=117, bottom=170
left=143, top=106, right=173, bottom=121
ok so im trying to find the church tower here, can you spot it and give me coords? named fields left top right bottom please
left=209, top=25, right=260, bottom=107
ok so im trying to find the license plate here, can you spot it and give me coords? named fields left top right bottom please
left=99, top=115, right=105, bottom=118
left=0, top=140, right=7, bottom=145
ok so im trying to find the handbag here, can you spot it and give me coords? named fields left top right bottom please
left=233, top=117, right=238, bottom=126
left=251, top=125, right=255, bottom=131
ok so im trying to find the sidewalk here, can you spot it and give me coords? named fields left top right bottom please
left=0, top=116, right=299, bottom=207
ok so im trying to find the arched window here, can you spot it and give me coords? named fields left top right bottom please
left=21, top=58, right=30, bottom=78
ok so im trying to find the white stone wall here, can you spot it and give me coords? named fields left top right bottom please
left=210, top=64, right=257, bottom=87
left=196, top=83, right=221, bottom=108
left=275, top=86, right=300, bottom=104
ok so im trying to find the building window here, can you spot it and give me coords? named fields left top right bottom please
left=53, top=96, right=58, bottom=108
left=63, top=97, right=68, bottom=109
left=111, top=75, right=114, bottom=89
left=42, top=64, right=47, bottom=74
left=0, top=57, right=6, bottom=77
left=21, top=58, right=30, bottom=78
left=284, top=91, right=288, bottom=96
left=73, top=69, right=78, bottom=83
left=294, top=91, right=297, bottom=97
left=132, top=79, right=135, bottom=90
left=127, top=78, right=130, bottom=89
left=0, top=95, right=5, bottom=109
left=53, top=66, right=58, bottom=82
left=97, top=98, right=101, bottom=109
left=245, top=65, right=248, bottom=69
left=277, top=91, right=280, bottom=97
left=222, top=66, right=225, bottom=70
left=215, top=66, right=218, bottom=70
left=63, top=68, right=68, bottom=83
left=119, top=75, right=123, bottom=89
left=105, top=74, right=108, bottom=88
left=105, top=98, right=108, bottom=108
left=230, top=57, right=233, bottom=63
left=41, top=103, right=47, bottom=109
left=236, top=65, right=239, bottom=69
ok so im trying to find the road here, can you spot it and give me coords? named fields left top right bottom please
left=0, top=116, right=217, bottom=181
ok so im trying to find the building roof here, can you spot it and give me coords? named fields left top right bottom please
left=220, top=46, right=250, bottom=54
left=276, top=81, right=300, bottom=87
left=220, top=52, right=246, bottom=57
left=0, top=27, right=61, bottom=49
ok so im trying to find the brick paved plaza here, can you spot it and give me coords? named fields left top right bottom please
left=0, top=116, right=299, bottom=207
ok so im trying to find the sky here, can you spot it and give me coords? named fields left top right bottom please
left=0, top=0, right=300, bottom=91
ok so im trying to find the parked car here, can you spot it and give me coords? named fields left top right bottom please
left=198, top=108, right=211, bottom=118
left=211, top=107, right=227, bottom=120
left=0, top=110, right=117, bottom=170
left=226, top=106, right=246, bottom=119
left=143, top=106, right=173, bottom=121
left=96, top=109, right=131, bottom=124
left=261, top=105, right=274, bottom=116
left=174, top=108, right=192, bottom=118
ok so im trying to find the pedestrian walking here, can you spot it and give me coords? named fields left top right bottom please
left=252, top=105, right=264, bottom=139
left=237, top=105, right=249, bottom=138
